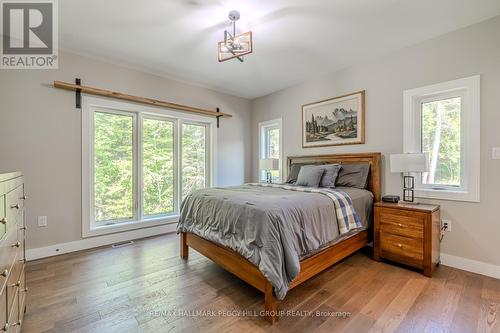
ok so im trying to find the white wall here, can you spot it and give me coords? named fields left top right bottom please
left=0, top=51, right=252, bottom=250
left=252, top=16, right=500, bottom=267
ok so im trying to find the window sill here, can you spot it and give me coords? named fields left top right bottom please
left=83, top=215, right=179, bottom=238
left=415, top=189, right=480, bottom=203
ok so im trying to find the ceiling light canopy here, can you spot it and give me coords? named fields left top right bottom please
left=217, top=10, right=252, bottom=63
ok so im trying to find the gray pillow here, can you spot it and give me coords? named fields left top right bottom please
left=286, top=163, right=306, bottom=184
left=295, top=165, right=325, bottom=187
left=319, top=164, right=342, bottom=188
left=335, top=163, right=370, bottom=189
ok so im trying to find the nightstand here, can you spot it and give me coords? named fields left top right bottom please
left=373, top=202, right=440, bottom=277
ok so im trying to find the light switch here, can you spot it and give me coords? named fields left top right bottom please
left=493, top=148, right=500, bottom=160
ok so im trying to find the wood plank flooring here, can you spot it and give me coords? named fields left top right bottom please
left=23, top=234, right=500, bottom=333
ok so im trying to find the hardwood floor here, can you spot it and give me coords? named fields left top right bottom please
left=23, top=233, right=500, bottom=333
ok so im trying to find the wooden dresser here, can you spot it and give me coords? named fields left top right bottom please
left=373, top=201, right=440, bottom=277
left=0, top=173, right=27, bottom=332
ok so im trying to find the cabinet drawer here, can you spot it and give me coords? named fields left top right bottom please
left=380, top=233, right=423, bottom=265
left=380, top=210, right=424, bottom=228
left=5, top=186, right=23, bottom=232
left=6, top=288, right=18, bottom=333
left=6, top=257, right=21, bottom=317
left=0, top=289, right=6, bottom=332
left=380, top=219, right=423, bottom=239
left=0, top=229, right=18, bottom=292
left=0, top=195, right=5, bottom=240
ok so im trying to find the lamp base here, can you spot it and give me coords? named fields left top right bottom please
left=402, top=176, right=415, bottom=202
left=266, top=171, right=273, bottom=184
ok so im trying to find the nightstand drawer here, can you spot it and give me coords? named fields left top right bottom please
left=380, top=233, right=423, bottom=263
left=380, top=210, right=424, bottom=227
left=380, top=218, right=423, bottom=239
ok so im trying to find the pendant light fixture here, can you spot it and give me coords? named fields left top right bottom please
left=217, top=10, right=253, bottom=62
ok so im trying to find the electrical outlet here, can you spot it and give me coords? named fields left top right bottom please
left=37, top=216, right=47, bottom=227
left=441, top=219, right=451, bottom=232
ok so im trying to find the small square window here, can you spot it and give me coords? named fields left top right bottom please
left=403, top=76, right=480, bottom=202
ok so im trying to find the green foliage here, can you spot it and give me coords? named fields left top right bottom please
left=143, top=118, right=174, bottom=215
left=422, top=97, right=461, bottom=186
left=182, top=124, right=207, bottom=200
left=94, top=113, right=208, bottom=223
left=94, top=112, right=134, bottom=222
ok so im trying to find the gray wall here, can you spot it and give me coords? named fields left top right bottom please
left=0, top=51, right=252, bottom=249
left=252, top=17, right=500, bottom=266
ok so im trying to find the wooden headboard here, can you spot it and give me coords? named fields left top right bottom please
left=287, top=152, right=382, bottom=202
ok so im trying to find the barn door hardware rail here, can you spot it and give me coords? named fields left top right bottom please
left=53, top=79, right=231, bottom=127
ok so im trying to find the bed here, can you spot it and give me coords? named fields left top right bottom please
left=178, top=153, right=381, bottom=323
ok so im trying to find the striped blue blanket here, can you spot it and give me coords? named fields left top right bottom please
left=248, top=183, right=362, bottom=234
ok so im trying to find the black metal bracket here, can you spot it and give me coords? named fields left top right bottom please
left=75, top=78, right=82, bottom=109
left=216, top=107, right=221, bottom=128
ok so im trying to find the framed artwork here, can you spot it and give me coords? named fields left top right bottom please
left=302, top=90, right=365, bottom=148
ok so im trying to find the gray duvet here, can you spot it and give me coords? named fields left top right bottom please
left=177, top=184, right=373, bottom=299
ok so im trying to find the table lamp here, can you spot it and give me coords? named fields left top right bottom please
left=390, top=153, right=429, bottom=203
left=259, top=158, right=280, bottom=183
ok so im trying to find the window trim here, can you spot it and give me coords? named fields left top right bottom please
left=258, top=118, right=283, bottom=182
left=403, top=75, right=480, bottom=202
left=82, top=96, right=216, bottom=238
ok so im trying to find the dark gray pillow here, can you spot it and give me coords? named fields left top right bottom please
left=319, top=164, right=342, bottom=188
left=286, top=163, right=306, bottom=184
left=335, top=163, right=370, bottom=189
left=295, top=165, right=325, bottom=187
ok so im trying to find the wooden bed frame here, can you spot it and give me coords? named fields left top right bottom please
left=180, top=152, right=381, bottom=324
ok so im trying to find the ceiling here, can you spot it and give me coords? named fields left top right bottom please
left=60, top=0, right=500, bottom=99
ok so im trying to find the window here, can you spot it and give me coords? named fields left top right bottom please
left=94, top=111, right=135, bottom=222
left=181, top=123, right=208, bottom=200
left=421, top=97, right=461, bottom=187
left=259, top=119, right=283, bottom=182
left=83, top=97, right=214, bottom=237
left=142, top=117, right=175, bottom=217
left=403, top=75, right=480, bottom=202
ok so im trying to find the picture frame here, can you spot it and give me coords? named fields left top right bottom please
left=302, top=90, right=365, bottom=148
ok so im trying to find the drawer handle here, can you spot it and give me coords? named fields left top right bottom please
left=12, top=241, right=21, bottom=248
left=398, top=223, right=403, bottom=227
left=0, top=218, right=6, bottom=225
left=20, top=195, right=27, bottom=200
left=0, top=269, right=8, bottom=277
left=11, top=203, right=20, bottom=209
left=397, top=243, right=403, bottom=248
left=1, top=323, right=8, bottom=331
left=9, top=280, right=20, bottom=288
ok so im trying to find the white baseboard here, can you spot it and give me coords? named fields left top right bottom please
left=26, top=223, right=177, bottom=261
left=26, top=229, right=500, bottom=281
left=441, top=253, right=500, bottom=280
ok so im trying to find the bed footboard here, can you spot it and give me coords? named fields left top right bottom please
left=179, top=230, right=368, bottom=324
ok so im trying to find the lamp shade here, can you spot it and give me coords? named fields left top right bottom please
left=390, top=153, right=429, bottom=173
left=260, top=158, right=280, bottom=171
